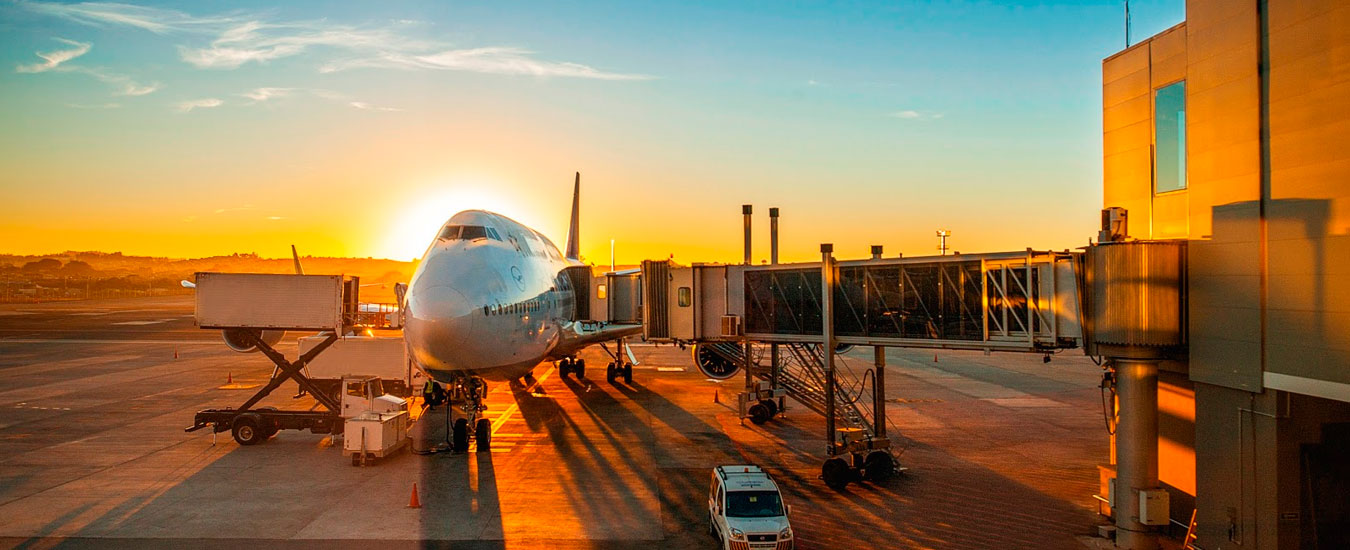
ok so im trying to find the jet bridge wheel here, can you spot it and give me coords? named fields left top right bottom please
left=748, top=402, right=771, bottom=425
left=862, top=451, right=896, bottom=482
left=821, top=457, right=853, bottom=490
left=232, top=414, right=265, bottom=446
left=452, top=418, right=470, bottom=453
left=475, top=418, right=491, bottom=452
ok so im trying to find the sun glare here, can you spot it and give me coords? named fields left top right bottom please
left=381, top=179, right=547, bottom=260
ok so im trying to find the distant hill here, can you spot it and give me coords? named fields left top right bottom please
left=0, top=251, right=417, bottom=303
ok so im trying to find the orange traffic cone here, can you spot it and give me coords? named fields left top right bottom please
left=714, top=390, right=720, bottom=404
left=934, top=354, right=938, bottom=363
left=227, top=372, right=233, bottom=384
left=408, top=483, right=422, bottom=508
left=174, top=348, right=178, bottom=359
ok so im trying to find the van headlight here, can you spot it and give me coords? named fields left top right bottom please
left=779, top=526, right=793, bottom=539
left=729, top=527, right=745, bottom=541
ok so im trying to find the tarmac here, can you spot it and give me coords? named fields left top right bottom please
left=0, top=296, right=1111, bottom=549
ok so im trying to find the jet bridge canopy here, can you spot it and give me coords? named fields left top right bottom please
left=643, top=250, right=1083, bottom=352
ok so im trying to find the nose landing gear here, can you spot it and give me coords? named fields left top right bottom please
left=443, top=375, right=490, bottom=453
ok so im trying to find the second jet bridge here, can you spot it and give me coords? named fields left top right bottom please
left=643, top=249, right=1084, bottom=352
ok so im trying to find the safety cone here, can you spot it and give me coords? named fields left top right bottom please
left=408, top=483, right=422, bottom=508
left=227, top=372, right=233, bottom=384
left=173, top=348, right=178, bottom=359
left=714, top=390, right=720, bottom=404
left=934, top=354, right=938, bottom=363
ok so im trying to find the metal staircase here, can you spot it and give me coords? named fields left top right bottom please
left=701, top=341, right=898, bottom=455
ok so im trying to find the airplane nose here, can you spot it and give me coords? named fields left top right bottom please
left=405, top=284, right=475, bottom=363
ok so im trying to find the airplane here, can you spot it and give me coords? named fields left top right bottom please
left=402, top=173, right=646, bottom=450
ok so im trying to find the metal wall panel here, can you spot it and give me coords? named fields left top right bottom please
left=195, top=272, right=343, bottom=330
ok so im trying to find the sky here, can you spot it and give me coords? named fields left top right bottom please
left=0, top=0, right=1185, bottom=264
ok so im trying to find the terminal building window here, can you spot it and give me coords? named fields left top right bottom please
left=1154, top=81, right=1186, bottom=193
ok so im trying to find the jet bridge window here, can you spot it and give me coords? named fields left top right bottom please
left=678, top=287, right=692, bottom=307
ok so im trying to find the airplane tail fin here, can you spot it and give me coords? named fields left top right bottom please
left=291, top=245, right=304, bottom=275
left=565, top=172, right=581, bottom=260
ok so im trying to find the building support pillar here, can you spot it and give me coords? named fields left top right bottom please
left=1113, top=357, right=1160, bottom=550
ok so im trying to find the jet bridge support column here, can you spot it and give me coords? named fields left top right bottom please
left=821, top=243, right=837, bottom=455
left=770, top=207, right=782, bottom=413
left=1112, top=356, right=1161, bottom=550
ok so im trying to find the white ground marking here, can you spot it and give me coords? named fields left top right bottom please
left=489, top=365, right=554, bottom=435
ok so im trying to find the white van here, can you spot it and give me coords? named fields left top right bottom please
left=708, top=465, right=794, bottom=550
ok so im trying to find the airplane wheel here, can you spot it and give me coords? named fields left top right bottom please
left=822, top=457, right=852, bottom=490
left=748, top=403, right=771, bottom=425
left=452, top=418, right=469, bottom=453
left=862, top=451, right=895, bottom=482
left=606, top=362, right=617, bottom=384
left=475, top=418, right=491, bottom=452
left=574, top=358, right=586, bottom=378
left=558, top=359, right=571, bottom=378
left=760, top=399, right=778, bottom=418
left=622, top=363, right=633, bottom=384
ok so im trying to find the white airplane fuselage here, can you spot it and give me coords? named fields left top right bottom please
left=403, top=210, right=634, bottom=382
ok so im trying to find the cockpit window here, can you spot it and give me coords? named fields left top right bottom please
left=440, top=225, right=489, bottom=241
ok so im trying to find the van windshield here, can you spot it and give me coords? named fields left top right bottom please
left=725, top=490, right=783, bottom=518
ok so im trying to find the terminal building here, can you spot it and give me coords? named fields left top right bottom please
left=1101, top=0, right=1350, bottom=548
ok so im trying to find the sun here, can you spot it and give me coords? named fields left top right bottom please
left=380, top=178, right=548, bottom=261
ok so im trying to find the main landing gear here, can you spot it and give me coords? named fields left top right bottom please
left=600, top=338, right=634, bottom=385
left=445, top=375, right=491, bottom=453
left=557, top=356, right=586, bottom=379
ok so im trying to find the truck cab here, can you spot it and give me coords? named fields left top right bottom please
left=708, top=465, right=794, bottom=550
left=340, top=375, right=406, bottom=419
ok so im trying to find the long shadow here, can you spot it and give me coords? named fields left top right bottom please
left=504, top=372, right=661, bottom=545
left=414, top=403, right=506, bottom=549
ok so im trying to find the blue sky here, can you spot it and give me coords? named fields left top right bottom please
left=0, top=1, right=1185, bottom=262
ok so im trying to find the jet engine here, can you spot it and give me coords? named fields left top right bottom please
left=835, top=344, right=855, bottom=354
left=221, top=328, right=285, bottom=353
left=692, top=343, right=742, bottom=380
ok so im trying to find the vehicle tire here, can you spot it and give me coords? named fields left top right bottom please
left=232, top=414, right=264, bottom=446
left=258, top=406, right=280, bottom=438
left=606, top=362, right=617, bottom=384
left=760, top=399, right=778, bottom=418
left=452, top=418, right=470, bottom=453
left=574, top=358, right=586, bottom=379
left=748, top=403, right=771, bottom=425
left=862, top=450, right=895, bottom=482
left=622, top=362, right=633, bottom=384
left=475, top=418, right=491, bottom=452
left=822, top=457, right=852, bottom=490
left=558, top=359, right=571, bottom=378
left=351, top=453, right=361, bottom=467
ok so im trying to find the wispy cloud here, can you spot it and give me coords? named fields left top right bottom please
left=15, top=38, right=91, bottom=73
left=889, top=110, right=943, bottom=120
left=79, top=67, right=160, bottom=96
left=348, top=101, right=401, bottom=112
left=212, top=205, right=253, bottom=214
left=320, top=47, right=652, bottom=80
left=177, top=98, right=223, bottom=113
left=241, top=87, right=292, bottom=102
left=20, top=1, right=237, bottom=34
left=66, top=102, right=120, bottom=109
left=19, top=1, right=650, bottom=80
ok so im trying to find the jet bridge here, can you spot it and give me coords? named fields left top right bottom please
left=641, top=233, right=1086, bottom=488
left=643, top=249, right=1083, bottom=352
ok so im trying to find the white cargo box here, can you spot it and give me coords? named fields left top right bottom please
left=195, top=272, right=344, bottom=330
left=299, top=335, right=409, bottom=380
left=344, top=410, right=409, bottom=459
